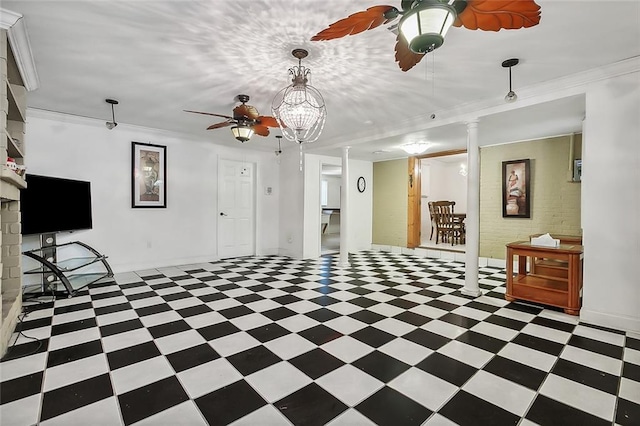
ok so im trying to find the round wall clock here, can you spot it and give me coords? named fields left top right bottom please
left=357, top=176, right=366, bottom=193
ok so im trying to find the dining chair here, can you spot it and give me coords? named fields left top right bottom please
left=433, top=201, right=465, bottom=245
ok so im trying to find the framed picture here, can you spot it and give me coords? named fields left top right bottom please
left=502, top=159, right=530, bottom=218
left=132, top=142, right=166, bottom=208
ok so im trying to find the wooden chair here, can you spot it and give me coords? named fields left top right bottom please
left=433, top=201, right=465, bottom=245
left=427, top=201, right=437, bottom=240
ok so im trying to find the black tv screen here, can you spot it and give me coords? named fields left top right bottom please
left=21, top=174, right=93, bottom=235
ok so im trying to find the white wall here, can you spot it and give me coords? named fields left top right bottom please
left=24, top=111, right=280, bottom=273
left=278, top=148, right=304, bottom=258
left=303, top=154, right=373, bottom=258
left=323, top=175, right=341, bottom=209
left=581, top=71, right=640, bottom=332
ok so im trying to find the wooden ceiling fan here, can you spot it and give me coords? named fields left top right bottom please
left=184, top=94, right=279, bottom=142
left=311, top=0, right=541, bottom=71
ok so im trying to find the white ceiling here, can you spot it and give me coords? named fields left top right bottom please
left=4, top=0, right=640, bottom=161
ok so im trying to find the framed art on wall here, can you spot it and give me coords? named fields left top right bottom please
left=132, top=142, right=167, bottom=208
left=502, top=159, right=530, bottom=218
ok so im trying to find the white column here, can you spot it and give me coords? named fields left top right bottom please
left=338, top=146, right=350, bottom=267
left=463, top=120, right=481, bottom=297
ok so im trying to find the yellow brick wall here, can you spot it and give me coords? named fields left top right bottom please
left=480, top=134, right=582, bottom=259
left=373, top=159, right=408, bottom=247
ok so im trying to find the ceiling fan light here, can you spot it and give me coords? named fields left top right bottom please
left=504, top=90, right=518, bottom=103
left=402, top=142, right=431, bottom=155
left=231, top=124, right=254, bottom=142
left=399, top=3, right=456, bottom=54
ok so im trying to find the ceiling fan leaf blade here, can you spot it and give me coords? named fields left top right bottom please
left=257, top=116, right=279, bottom=128
left=252, top=125, right=270, bottom=137
left=394, top=33, right=425, bottom=72
left=234, top=104, right=259, bottom=119
left=454, top=0, right=542, bottom=31
left=207, top=120, right=233, bottom=130
left=311, top=5, right=396, bottom=41
left=184, top=110, right=233, bottom=119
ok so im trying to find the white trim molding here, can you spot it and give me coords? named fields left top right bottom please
left=1, top=8, right=40, bottom=91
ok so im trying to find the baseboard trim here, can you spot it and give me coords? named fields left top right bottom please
left=580, top=308, right=640, bottom=334
left=371, top=244, right=505, bottom=268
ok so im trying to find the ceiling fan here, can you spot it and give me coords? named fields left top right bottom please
left=184, top=94, right=279, bottom=142
left=311, top=0, right=541, bottom=71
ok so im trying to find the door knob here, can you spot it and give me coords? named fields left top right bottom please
left=220, top=212, right=228, bottom=216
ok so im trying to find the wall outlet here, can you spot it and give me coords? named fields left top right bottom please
left=287, top=235, right=293, bottom=243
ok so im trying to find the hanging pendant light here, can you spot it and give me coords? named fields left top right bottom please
left=272, top=49, right=326, bottom=144
left=105, top=98, right=118, bottom=129
left=502, top=58, right=519, bottom=103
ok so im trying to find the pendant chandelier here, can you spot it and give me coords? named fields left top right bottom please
left=272, top=49, right=326, bottom=144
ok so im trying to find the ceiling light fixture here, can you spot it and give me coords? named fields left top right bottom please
left=272, top=49, right=326, bottom=144
left=399, top=0, right=462, bottom=54
left=401, top=142, right=431, bottom=155
left=230, top=119, right=254, bottom=143
left=275, top=135, right=283, bottom=156
left=105, top=98, right=118, bottom=129
left=502, top=58, right=519, bottom=103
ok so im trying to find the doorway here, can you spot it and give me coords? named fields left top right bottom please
left=321, top=164, right=341, bottom=254
left=217, top=159, right=255, bottom=259
left=419, top=151, right=468, bottom=252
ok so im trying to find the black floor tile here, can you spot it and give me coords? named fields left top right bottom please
left=196, top=321, right=240, bottom=341
left=351, top=326, right=395, bottom=348
left=40, top=373, right=113, bottom=421
left=47, top=340, right=104, bottom=368
left=247, top=323, right=291, bottom=343
left=195, top=379, right=266, bottom=425
left=126, top=291, right=157, bottom=301
left=53, top=302, right=93, bottom=315
left=440, top=313, right=479, bottom=329
left=148, top=320, right=191, bottom=339
left=465, top=300, right=501, bottom=313
left=526, top=394, right=611, bottom=426
left=218, top=305, right=255, bottom=319
left=299, top=325, right=343, bottom=346
left=626, top=336, right=640, bottom=351
left=352, top=350, right=410, bottom=383
left=175, top=304, right=212, bottom=318
left=15, top=316, right=51, bottom=332
left=235, top=293, right=264, bottom=304
left=135, top=303, right=172, bottom=317
left=387, top=298, right=419, bottom=309
left=227, top=346, right=282, bottom=376
left=456, top=331, right=508, bottom=353
left=99, top=318, right=144, bottom=338
left=512, top=333, right=565, bottom=356
left=262, top=306, right=296, bottom=321
left=309, top=295, right=340, bottom=306
left=402, top=329, right=449, bottom=350
left=166, top=343, right=220, bottom=373
left=531, top=316, right=576, bottom=333
left=107, top=341, right=162, bottom=370
left=0, top=371, right=43, bottom=404
left=484, top=355, right=546, bottom=391
left=306, top=308, right=341, bottom=323
left=94, top=302, right=133, bottom=316
left=616, top=397, right=640, bottom=426
left=349, top=310, right=385, bottom=324
left=1, top=338, right=49, bottom=362
left=623, top=362, right=640, bottom=382
left=484, top=314, right=527, bottom=331
left=118, top=376, right=189, bottom=425
left=356, top=386, right=432, bottom=426
left=567, top=335, right=624, bottom=359
left=393, top=311, right=431, bottom=326
left=276, top=382, right=348, bottom=426
left=349, top=297, right=379, bottom=308
left=438, top=390, right=520, bottom=426
left=289, top=348, right=345, bottom=380
left=198, top=293, right=227, bottom=303
left=415, top=352, right=477, bottom=387
left=273, top=295, right=302, bottom=305
left=551, top=359, right=619, bottom=394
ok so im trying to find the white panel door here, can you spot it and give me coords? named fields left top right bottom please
left=217, top=160, right=255, bottom=259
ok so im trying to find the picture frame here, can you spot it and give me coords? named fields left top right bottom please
left=502, top=159, right=530, bottom=218
left=131, top=142, right=167, bottom=208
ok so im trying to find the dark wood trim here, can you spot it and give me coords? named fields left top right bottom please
left=407, top=157, right=421, bottom=248
left=417, top=148, right=467, bottom=160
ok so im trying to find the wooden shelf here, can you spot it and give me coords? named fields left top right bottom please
left=506, top=241, right=583, bottom=315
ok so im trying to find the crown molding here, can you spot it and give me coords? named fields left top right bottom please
left=1, top=8, right=40, bottom=91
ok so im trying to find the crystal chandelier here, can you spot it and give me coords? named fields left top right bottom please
left=272, top=49, right=326, bottom=144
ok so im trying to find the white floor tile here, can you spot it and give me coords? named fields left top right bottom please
left=48, top=328, right=102, bottom=351
left=560, top=345, right=622, bottom=376
left=229, top=313, right=272, bottom=331
left=229, top=404, right=292, bottom=426
left=245, top=362, right=312, bottom=403
left=40, top=396, right=123, bottom=426
left=154, top=329, right=207, bottom=355
left=540, top=374, right=616, bottom=422
left=102, top=328, right=153, bottom=353
left=0, top=393, right=41, bottom=426
left=463, top=370, right=536, bottom=416
left=43, top=354, right=109, bottom=392
left=624, top=347, right=640, bottom=365
left=326, top=408, right=376, bottom=426
left=379, top=338, right=433, bottom=366
left=389, top=367, right=458, bottom=411
left=498, top=342, right=557, bottom=372
left=0, top=352, right=47, bottom=382
left=177, top=358, right=242, bottom=399
left=264, top=333, right=317, bottom=360
left=208, top=332, right=260, bottom=357
left=619, top=377, right=640, bottom=404
left=437, top=341, right=493, bottom=369
left=324, top=316, right=368, bottom=335
left=111, top=356, right=174, bottom=395
left=321, top=336, right=375, bottom=363
left=470, top=321, right=519, bottom=342
left=372, top=318, right=416, bottom=336
left=317, top=364, right=384, bottom=406
left=521, top=323, right=571, bottom=344
left=139, top=310, right=182, bottom=328
left=277, top=315, right=319, bottom=333
left=421, top=320, right=467, bottom=339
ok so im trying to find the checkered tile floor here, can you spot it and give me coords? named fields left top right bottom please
left=1, top=251, right=639, bottom=425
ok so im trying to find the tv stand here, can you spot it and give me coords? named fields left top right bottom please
left=23, top=240, right=114, bottom=297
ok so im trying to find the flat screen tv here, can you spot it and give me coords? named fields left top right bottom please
left=21, top=174, right=93, bottom=235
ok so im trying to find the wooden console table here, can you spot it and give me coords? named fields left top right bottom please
left=505, top=241, right=583, bottom=315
